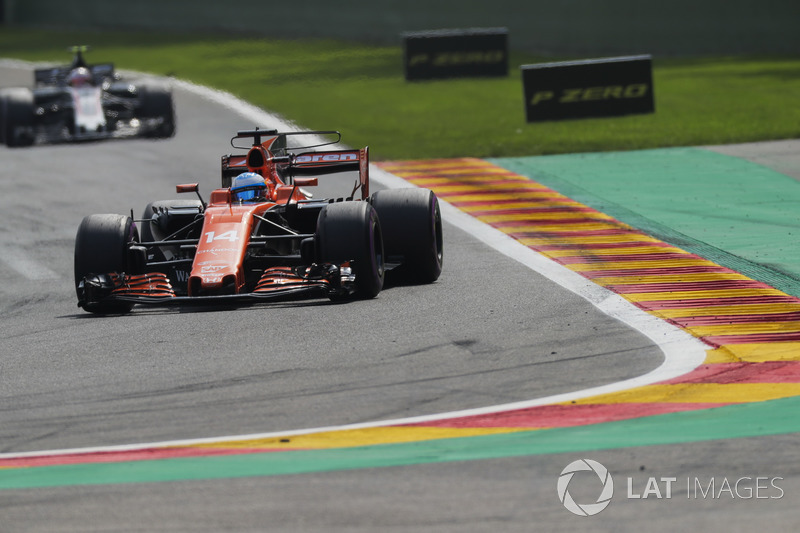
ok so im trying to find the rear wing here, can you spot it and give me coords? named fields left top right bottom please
left=293, top=147, right=370, bottom=199
left=221, top=129, right=370, bottom=199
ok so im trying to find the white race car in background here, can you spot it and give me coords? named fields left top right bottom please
left=0, top=46, right=175, bottom=147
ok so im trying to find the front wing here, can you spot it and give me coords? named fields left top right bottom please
left=76, top=264, right=356, bottom=309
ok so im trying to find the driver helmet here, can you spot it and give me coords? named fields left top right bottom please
left=231, top=172, right=268, bottom=203
left=67, top=67, right=93, bottom=87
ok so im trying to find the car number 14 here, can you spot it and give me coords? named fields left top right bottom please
left=204, top=230, right=238, bottom=243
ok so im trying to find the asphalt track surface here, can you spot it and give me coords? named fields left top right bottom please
left=1, top=63, right=799, bottom=531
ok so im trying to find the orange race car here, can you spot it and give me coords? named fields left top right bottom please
left=74, top=129, right=443, bottom=314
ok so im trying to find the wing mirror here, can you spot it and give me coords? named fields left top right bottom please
left=176, top=183, right=199, bottom=193
left=293, top=177, right=318, bottom=187
left=176, top=183, right=206, bottom=208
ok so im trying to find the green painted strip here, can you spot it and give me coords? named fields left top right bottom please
left=3, top=396, right=799, bottom=489
left=490, top=149, right=800, bottom=297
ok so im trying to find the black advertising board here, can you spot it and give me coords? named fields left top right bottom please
left=521, top=55, right=654, bottom=122
left=403, top=27, right=508, bottom=81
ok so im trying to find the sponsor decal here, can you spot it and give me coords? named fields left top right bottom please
left=408, top=50, right=505, bottom=68
left=403, top=27, right=508, bottom=81
left=530, top=84, right=649, bottom=106
left=295, top=153, right=359, bottom=164
left=196, top=248, right=238, bottom=256
left=173, top=269, right=190, bottom=283
left=522, top=55, right=655, bottom=122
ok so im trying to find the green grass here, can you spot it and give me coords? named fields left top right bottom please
left=2, top=28, right=799, bottom=160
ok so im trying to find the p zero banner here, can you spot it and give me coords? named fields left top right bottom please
left=403, top=28, right=508, bottom=81
left=521, top=55, right=654, bottom=122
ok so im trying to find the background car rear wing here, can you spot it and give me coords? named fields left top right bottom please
left=34, top=63, right=115, bottom=86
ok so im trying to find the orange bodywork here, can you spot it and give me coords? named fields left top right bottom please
left=187, top=186, right=316, bottom=295
left=187, top=137, right=336, bottom=296
left=187, top=194, right=313, bottom=295
left=184, top=136, right=368, bottom=296
left=188, top=201, right=268, bottom=295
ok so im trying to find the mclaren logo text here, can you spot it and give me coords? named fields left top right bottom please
left=295, top=153, right=358, bottom=163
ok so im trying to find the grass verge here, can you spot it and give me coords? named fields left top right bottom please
left=2, top=28, right=799, bottom=160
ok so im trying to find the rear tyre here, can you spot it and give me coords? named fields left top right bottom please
left=316, top=201, right=384, bottom=299
left=74, top=214, right=139, bottom=314
left=1, top=88, right=36, bottom=147
left=0, top=94, right=5, bottom=145
left=370, top=188, right=443, bottom=283
left=139, top=85, right=175, bottom=138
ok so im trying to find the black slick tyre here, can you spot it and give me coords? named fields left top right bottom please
left=74, top=214, right=139, bottom=314
left=316, top=201, right=384, bottom=299
left=139, top=85, right=175, bottom=138
left=1, top=88, right=36, bottom=147
left=0, top=93, right=5, bottom=145
left=370, top=188, right=443, bottom=283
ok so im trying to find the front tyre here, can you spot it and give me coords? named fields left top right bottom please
left=1, top=88, right=36, bottom=147
left=74, top=214, right=139, bottom=314
left=316, top=201, right=384, bottom=299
